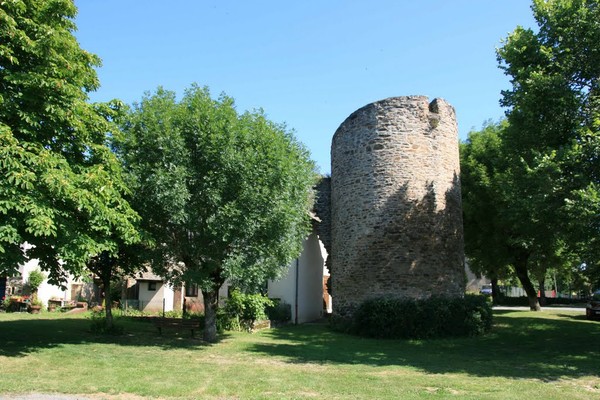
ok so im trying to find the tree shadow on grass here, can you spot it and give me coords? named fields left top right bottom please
left=0, top=315, right=227, bottom=357
left=247, top=311, right=600, bottom=381
left=555, top=313, right=590, bottom=322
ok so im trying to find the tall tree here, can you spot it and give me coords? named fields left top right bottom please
left=461, top=121, right=576, bottom=310
left=0, top=1, right=140, bottom=286
left=120, top=85, right=317, bottom=342
left=460, top=122, right=513, bottom=303
left=86, top=240, right=149, bottom=329
left=490, top=0, right=600, bottom=304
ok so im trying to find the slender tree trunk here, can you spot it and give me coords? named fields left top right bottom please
left=103, top=277, right=113, bottom=330
left=491, top=277, right=500, bottom=304
left=202, top=288, right=219, bottom=342
left=513, top=251, right=541, bottom=311
left=103, top=252, right=115, bottom=330
left=538, top=278, right=547, bottom=306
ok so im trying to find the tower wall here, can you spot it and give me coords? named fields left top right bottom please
left=330, top=96, right=464, bottom=317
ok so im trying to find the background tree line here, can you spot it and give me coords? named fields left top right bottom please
left=2, top=0, right=599, bottom=344
left=0, top=0, right=317, bottom=342
left=461, top=0, right=600, bottom=309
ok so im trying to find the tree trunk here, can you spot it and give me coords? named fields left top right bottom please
left=103, top=277, right=113, bottom=330
left=513, top=252, right=541, bottom=311
left=538, top=278, right=547, bottom=306
left=491, top=277, right=501, bottom=304
left=202, top=288, right=219, bottom=342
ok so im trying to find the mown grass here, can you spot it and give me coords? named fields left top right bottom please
left=0, top=309, right=598, bottom=399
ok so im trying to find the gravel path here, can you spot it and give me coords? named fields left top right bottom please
left=0, top=396, right=93, bottom=400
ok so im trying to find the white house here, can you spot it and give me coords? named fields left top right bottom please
left=3, top=230, right=331, bottom=324
left=121, top=232, right=331, bottom=323
left=123, top=271, right=175, bottom=313
left=4, top=257, right=97, bottom=306
left=268, top=232, right=330, bottom=324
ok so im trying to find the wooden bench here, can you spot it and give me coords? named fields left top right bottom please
left=152, top=318, right=202, bottom=337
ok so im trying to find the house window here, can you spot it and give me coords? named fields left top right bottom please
left=148, top=282, right=157, bottom=291
left=185, top=283, right=198, bottom=297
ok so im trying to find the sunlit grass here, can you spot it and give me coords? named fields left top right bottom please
left=0, top=309, right=598, bottom=399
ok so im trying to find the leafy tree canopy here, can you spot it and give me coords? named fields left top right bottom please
left=120, top=85, right=318, bottom=341
left=497, top=0, right=600, bottom=265
left=0, top=0, right=140, bottom=284
left=462, top=0, right=600, bottom=306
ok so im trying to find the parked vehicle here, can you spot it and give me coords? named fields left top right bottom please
left=480, top=285, right=492, bottom=296
left=586, top=291, right=600, bottom=320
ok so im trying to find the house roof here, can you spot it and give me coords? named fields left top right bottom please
left=133, top=270, right=163, bottom=282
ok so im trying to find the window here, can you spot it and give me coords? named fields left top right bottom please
left=148, top=282, right=157, bottom=291
left=185, top=283, right=198, bottom=297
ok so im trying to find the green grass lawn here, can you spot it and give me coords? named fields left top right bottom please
left=0, top=309, right=598, bottom=399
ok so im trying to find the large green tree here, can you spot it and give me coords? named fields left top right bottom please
left=0, top=1, right=140, bottom=287
left=479, top=0, right=600, bottom=304
left=120, top=85, right=317, bottom=342
left=461, top=121, right=576, bottom=309
left=460, top=122, right=513, bottom=303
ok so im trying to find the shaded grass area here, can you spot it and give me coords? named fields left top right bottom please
left=0, top=310, right=599, bottom=399
left=251, top=310, right=600, bottom=380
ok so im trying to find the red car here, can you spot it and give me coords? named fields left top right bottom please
left=586, top=291, right=600, bottom=320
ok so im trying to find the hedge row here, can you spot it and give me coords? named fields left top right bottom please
left=335, top=295, right=492, bottom=339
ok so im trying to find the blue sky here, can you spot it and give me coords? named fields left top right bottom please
left=74, top=1, right=536, bottom=174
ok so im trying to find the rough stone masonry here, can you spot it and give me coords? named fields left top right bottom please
left=327, top=96, right=465, bottom=318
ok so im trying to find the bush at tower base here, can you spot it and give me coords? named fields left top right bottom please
left=334, top=295, right=492, bottom=339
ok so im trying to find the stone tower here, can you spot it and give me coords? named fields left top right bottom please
left=330, top=96, right=464, bottom=317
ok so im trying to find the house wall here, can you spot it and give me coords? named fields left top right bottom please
left=163, top=284, right=174, bottom=311
left=464, top=261, right=490, bottom=293
left=20, top=259, right=75, bottom=306
left=269, top=233, right=326, bottom=324
left=175, top=282, right=231, bottom=314
left=138, top=281, right=171, bottom=312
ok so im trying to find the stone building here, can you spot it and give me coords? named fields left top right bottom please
left=323, top=96, right=465, bottom=318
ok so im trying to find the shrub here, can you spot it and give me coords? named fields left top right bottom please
left=266, top=299, right=291, bottom=323
left=3, top=295, right=29, bottom=312
left=1, top=296, right=10, bottom=310
left=346, top=295, right=492, bottom=339
left=118, top=308, right=149, bottom=318
left=222, top=290, right=274, bottom=331
left=164, top=310, right=184, bottom=319
left=89, top=310, right=125, bottom=335
left=27, top=269, right=45, bottom=299
left=217, top=308, right=241, bottom=332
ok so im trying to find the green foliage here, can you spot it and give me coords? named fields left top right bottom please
left=2, top=296, right=23, bottom=312
left=30, top=297, right=43, bottom=307
left=119, top=84, right=317, bottom=341
left=117, top=308, right=150, bottom=318
left=1, top=297, right=9, bottom=310
left=0, top=0, right=141, bottom=284
left=460, top=122, right=513, bottom=276
left=27, top=269, right=45, bottom=294
left=89, top=309, right=124, bottom=335
left=0, top=311, right=597, bottom=398
left=163, top=310, right=183, bottom=319
left=265, top=298, right=292, bottom=323
left=222, top=289, right=274, bottom=331
left=343, top=295, right=493, bottom=339
left=493, top=0, right=600, bottom=289
left=216, top=308, right=241, bottom=332
left=462, top=0, right=600, bottom=305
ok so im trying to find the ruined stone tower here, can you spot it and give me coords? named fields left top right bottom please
left=329, top=96, right=465, bottom=317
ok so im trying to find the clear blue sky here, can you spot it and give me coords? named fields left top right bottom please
left=74, top=1, right=536, bottom=174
